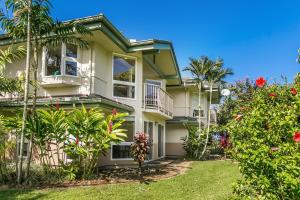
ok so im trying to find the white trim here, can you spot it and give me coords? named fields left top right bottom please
left=157, top=123, right=165, bottom=159
left=17, top=139, right=29, bottom=159
left=42, top=43, right=80, bottom=78
left=110, top=142, right=134, bottom=161
left=112, top=52, right=137, bottom=100
left=145, top=79, right=163, bottom=88
left=143, top=120, right=154, bottom=161
left=110, top=116, right=136, bottom=161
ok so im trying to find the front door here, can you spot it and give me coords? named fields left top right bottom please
left=158, top=124, right=164, bottom=158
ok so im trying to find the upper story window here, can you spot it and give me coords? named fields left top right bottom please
left=44, top=44, right=78, bottom=77
left=112, top=54, right=136, bottom=99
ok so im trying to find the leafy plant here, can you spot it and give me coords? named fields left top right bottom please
left=65, top=106, right=128, bottom=179
left=130, top=132, right=150, bottom=175
left=227, top=77, right=300, bottom=199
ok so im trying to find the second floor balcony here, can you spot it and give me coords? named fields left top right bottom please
left=143, top=83, right=173, bottom=119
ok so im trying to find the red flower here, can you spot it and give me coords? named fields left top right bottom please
left=256, top=77, right=266, bottom=88
left=269, top=93, right=277, bottom=97
left=293, top=132, right=300, bottom=143
left=108, top=121, right=113, bottom=133
left=112, top=108, right=118, bottom=116
left=75, top=136, right=79, bottom=145
left=291, top=88, right=297, bottom=95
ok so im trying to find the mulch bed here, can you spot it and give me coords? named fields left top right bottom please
left=52, top=159, right=192, bottom=188
left=0, top=160, right=192, bottom=190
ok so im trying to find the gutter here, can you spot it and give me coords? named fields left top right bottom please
left=0, top=95, right=134, bottom=112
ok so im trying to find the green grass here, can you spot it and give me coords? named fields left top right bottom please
left=0, top=160, right=240, bottom=200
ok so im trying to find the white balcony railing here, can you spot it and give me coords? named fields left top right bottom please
left=143, top=83, right=173, bottom=118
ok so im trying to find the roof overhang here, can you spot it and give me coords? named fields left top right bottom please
left=0, top=14, right=182, bottom=85
left=0, top=94, right=134, bottom=113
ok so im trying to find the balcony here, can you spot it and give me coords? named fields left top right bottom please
left=143, top=83, right=173, bottom=119
left=40, top=76, right=81, bottom=87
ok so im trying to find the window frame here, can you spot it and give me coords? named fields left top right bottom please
left=42, top=43, right=80, bottom=77
left=191, top=92, right=206, bottom=118
left=110, top=115, right=136, bottom=161
left=112, top=53, right=137, bottom=100
left=143, top=121, right=154, bottom=161
left=17, top=139, right=29, bottom=159
left=110, top=142, right=134, bottom=161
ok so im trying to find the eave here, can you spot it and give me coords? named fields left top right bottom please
left=0, top=14, right=182, bottom=84
left=0, top=95, right=134, bottom=113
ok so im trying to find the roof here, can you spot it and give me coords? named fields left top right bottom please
left=0, top=94, right=134, bottom=112
left=0, top=14, right=182, bottom=84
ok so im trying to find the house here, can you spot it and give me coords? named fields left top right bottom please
left=0, top=14, right=219, bottom=166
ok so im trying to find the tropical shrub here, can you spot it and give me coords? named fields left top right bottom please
left=0, top=106, right=128, bottom=184
left=65, top=107, right=127, bottom=179
left=182, top=124, right=220, bottom=160
left=227, top=77, right=300, bottom=199
left=0, top=115, right=15, bottom=183
left=130, top=132, right=150, bottom=175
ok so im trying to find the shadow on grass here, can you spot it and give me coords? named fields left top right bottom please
left=0, top=188, right=49, bottom=200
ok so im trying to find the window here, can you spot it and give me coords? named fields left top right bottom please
left=46, top=46, right=61, bottom=76
left=18, top=141, right=29, bottom=158
left=193, top=109, right=205, bottom=118
left=113, top=55, right=136, bottom=98
left=111, top=121, right=134, bottom=160
left=144, top=121, right=153, bottom=160
left=113, top=84, right=135, bottom=98
left=112, top=143, right=132, bottom=159
left=44, top=43, right=78, bottom=77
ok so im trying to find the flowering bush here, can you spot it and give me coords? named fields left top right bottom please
left=227, top=77, right=300, bottom=199
left=130, top=132, right=150, bottom=174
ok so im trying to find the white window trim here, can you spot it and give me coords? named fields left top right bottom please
left=110, top=115, right=136, bottom=161
left=17, top=139, right=29, bottom=159
left=157, top=123, right=166, bottom=159
left=111, top=142, right=134, bottom=161
left=112, top=53, right=137, bottom=100
left=42, top=43, right=80, bottom=78
left=143, top=120, right=154, bottom=161
left=145, top=79, right=163, bottom=88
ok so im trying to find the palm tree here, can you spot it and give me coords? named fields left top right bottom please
left=184, top=57, right=211, bottom=132
left=0, top=0, right=91, bottom=183
left=184, top=56, right=211, bottom=158
left=200, top=58, right=233, bottom=158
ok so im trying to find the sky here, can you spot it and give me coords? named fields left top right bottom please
left=7, top=0, right=300, bottom=83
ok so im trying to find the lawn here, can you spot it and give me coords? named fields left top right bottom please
left=0, top=160, right=240, bottom=200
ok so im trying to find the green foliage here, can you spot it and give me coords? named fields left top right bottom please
left=0, top=106, right=128, bottom=183
left=130, top=132, right=150, bottom=174
left=182, top=125, right=216, bottom=160
left=0, top=115, right=15, bottom=183
left=65, top=106, right=127, bottom=179
left=227, top=79, right=300, bottom=199
left=0, top=161, right=240, bottom=200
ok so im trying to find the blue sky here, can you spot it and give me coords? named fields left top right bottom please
left=19, top=1, right=300, bottom=82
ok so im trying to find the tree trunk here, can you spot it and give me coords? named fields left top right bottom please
left=200, top=82, right=213, bottom=158
left=25, top=41, right=38, bottom=180
left=195, top=82, right=202, bottom=159
left=198, top=82, right=202, bottom=134
left=17, top=0, right=32, bottom=185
